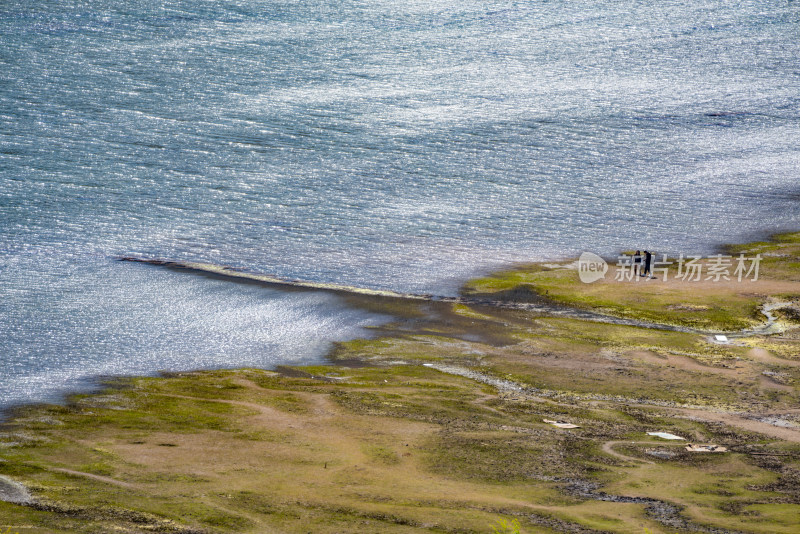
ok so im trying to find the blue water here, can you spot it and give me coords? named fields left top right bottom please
left=2, top=0, right=799, bottom=409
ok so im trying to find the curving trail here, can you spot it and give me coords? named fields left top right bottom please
left=629, top=350, right=743, bottom=378
left=672, top=407, right=800, bottom=443
left=600, top=441, right=656, bottom=465
left=51, top=468, right=137, bottom=489
left=746, top=348, right=800, bottom=368
left=425, top=362, right=800, bottom=443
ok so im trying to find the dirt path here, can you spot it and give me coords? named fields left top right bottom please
left=51, top=468, right=138, bottom=489
left=155, top=393, right=321, bottom=431
left=629, top=349, right=797, bottom=394
left=747, top=348, right=800, bottom=367
left=600, top=441, right=656, bottom=465
left=427, top=363, right=800, bottom=443
left=672, top=407, right=800, bottom=443
left=629, top=350, right=744, bottom=378
left=759, top=375, right=794, bottom=392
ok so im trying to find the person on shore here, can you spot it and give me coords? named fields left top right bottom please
left=633, top=250, right=642, bottom=277
left=642, top=250, right=652, bottom=278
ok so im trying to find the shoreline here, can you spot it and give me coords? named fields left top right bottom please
left=4, top=228, right=798, bottom=419
left=2, top=232, right=800, bottom=532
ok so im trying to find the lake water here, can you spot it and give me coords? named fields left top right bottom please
left=1, top=0, right=799, bottom=409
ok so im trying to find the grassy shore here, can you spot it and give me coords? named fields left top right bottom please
left=2, top=233, right=800, bottom=533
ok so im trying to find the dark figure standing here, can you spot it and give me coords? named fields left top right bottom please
left=642, top=250, right=652, bottom=277
left=633, top=250, right=642, bottom=277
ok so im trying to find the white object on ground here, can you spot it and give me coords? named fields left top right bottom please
left=543, top=419, right=580, bottom=429
left=685, top=444, right=727, bottom=453
left=647, top=431, right=685, bottom=440
left=714, top=335, right=729, bottom=342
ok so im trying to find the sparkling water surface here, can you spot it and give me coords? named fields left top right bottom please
left=2, top=0, right=799, bottom=409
